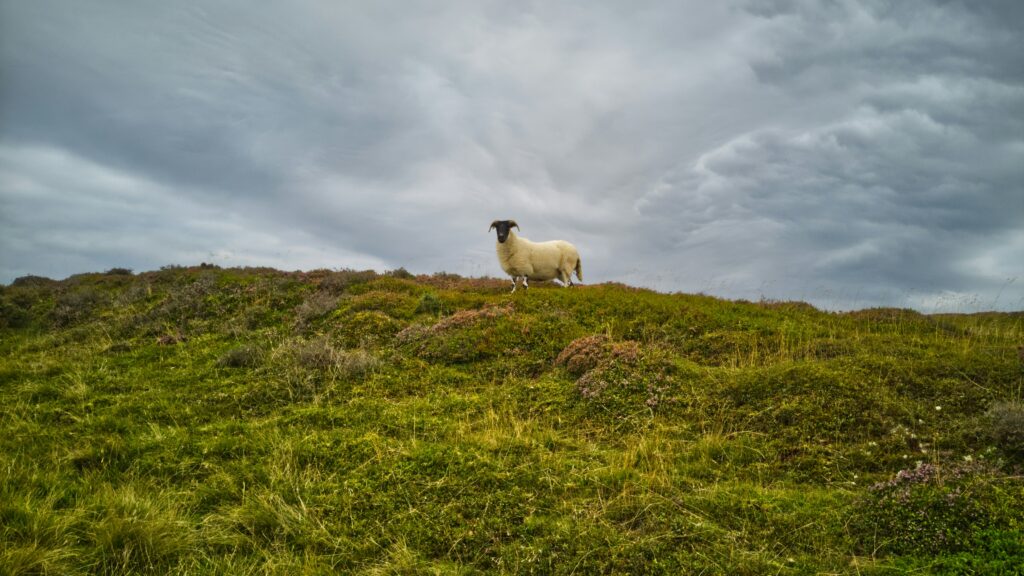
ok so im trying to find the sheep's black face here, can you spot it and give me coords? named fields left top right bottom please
left=490, top=220, right=517, bottom=243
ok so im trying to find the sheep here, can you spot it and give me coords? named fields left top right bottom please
left=489, top=219, right=582, bottom=293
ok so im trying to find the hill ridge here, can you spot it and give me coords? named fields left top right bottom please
left=2, top=265, right=1022, bottom=573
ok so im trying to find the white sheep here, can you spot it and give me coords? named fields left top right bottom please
left=489, top=220, right=582, bottom=293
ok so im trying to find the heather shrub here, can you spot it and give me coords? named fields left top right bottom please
left=0, top=293, right=33, bottom=329
left=397, top=304, right=516, bottom=363
left=555, top=334, right=612, bottom=377
left=853, top=461, right=1024, bottom=556
left=569, top=342, right=691, bottom=418
left=11, top=275, right=56, bottom=287
left=318, top=269, right=377, bottom=295
left=387, top=267, right=415, bottom=280
left=50, top=288, right=106, bottom=327
left=985, top=401, right=1024, bottom=459
left=150, top=274, right=218, bottom=326
left=333, top=310, right=404, bottom=348
left=345, top=290, right=420, bottom=319
left=930, top=529, right=1024, bottom=574
left=415, top=292, right=444, bottom=316
left=293, top=292, right=338, bottom=330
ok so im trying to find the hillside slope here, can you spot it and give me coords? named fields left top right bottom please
left=2, top=266, right=1023, bottom=574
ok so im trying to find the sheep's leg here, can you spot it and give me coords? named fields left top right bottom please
left=522, top=277, right=529, bottom=290
left=510, top=276, right=518, bottom=293
left=558, top=269, right=573, bottom=287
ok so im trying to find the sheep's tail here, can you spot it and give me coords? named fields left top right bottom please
left=575, top=257, right=583, bottom=283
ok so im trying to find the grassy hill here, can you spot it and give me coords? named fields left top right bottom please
left=2, top=265, right=1022, bottom=574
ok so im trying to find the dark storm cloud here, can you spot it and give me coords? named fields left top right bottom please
left=630, top=0, right=1024, bottom=310
left=1, top=1, right=1021, bottom=310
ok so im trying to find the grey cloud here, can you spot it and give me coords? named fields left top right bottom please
left=745, top=0, right=1024, bottom=89
left=0, top=144, right=390, bottom=280
left=635, top=97, right=1023, bottom=309
left=621, top=0, right=1024, bottom=309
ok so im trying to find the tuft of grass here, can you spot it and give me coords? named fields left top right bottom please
left=286, top=337, right=338, bottom=370
left=86, top=485, right=195, bottom=574
left=280, top=337, right=380, bottom=378
left=216, top=345, right=263, bottom=368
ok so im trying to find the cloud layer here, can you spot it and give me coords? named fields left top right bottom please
left=1, top=0, right=1021, bottom=310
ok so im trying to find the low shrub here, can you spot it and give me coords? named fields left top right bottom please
left=396, top=304, right=516, bottom=363
left=0, top=294, right=33, bottom=329
left=985, top=401, right=1024, bottom=459
left=11, top=275, right=56, bottom=287
left=333, top=311, right=404, bottom=348
left=50, top=288, right=106, bottom=327
left=293, top=292, right=338, bottom=330
left=415, top=292, right=445, bottom=316
left=317, top=269, right=378, bottom=294
left=853, top=461, right=1024, bottom=556
left=345, top=290, right=420, bottom=319
left=559, top=336, right=691, bottom=421
left=931, top=529, right=1024, bottom=574
left=555, top=334, right=611, bottom=377
left=387, top=267, right=415, bottom=280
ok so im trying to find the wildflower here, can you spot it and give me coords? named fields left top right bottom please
left=935, top=405, right=942, bottom=412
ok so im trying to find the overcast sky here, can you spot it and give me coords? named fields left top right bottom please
left=1, top=1, right=1022, bottom=311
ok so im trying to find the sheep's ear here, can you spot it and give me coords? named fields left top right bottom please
left=509, top=220, right=519, bottom=230
left=489, top=220, right=499, bottom=231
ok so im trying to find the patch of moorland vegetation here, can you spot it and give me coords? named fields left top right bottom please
left=853, top=460, right=1024, bottom=559
left=1, top=265, right=1022, bottom=574
left=986, top=400, right=1024, bottom=458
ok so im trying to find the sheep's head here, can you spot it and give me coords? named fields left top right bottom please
left=489, top=220, right=519, bottom=243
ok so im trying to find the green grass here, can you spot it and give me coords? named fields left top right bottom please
left=1, top=266, right=1023, bottom=574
